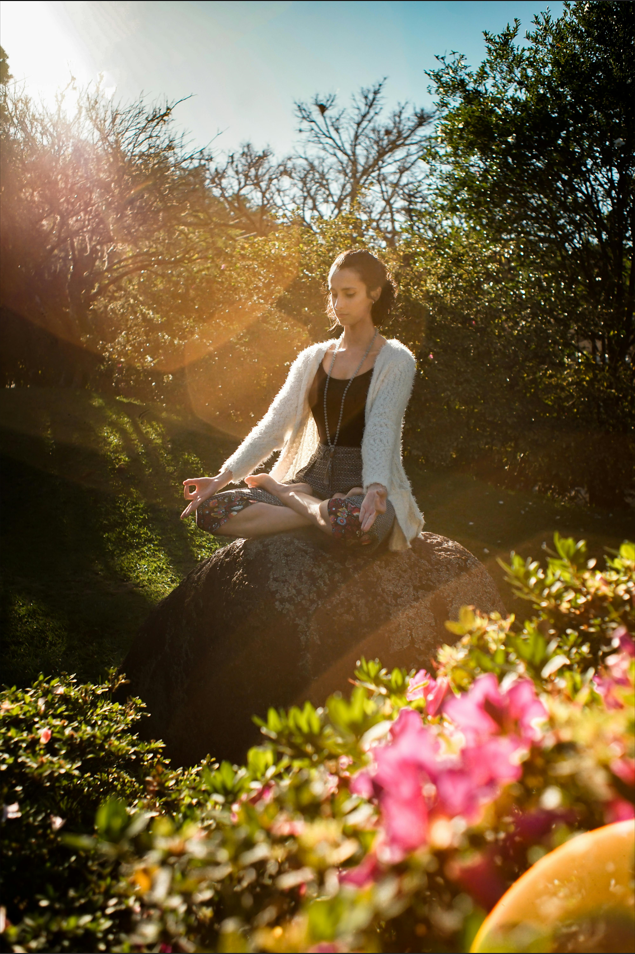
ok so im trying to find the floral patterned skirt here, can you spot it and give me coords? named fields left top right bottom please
left=196, top=444, right=395, bottom=550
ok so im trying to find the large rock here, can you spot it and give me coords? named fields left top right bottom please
left=119, top=531, right=505, bottom=766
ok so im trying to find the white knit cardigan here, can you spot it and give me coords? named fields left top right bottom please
left=222, top=338, right=424, bottom=551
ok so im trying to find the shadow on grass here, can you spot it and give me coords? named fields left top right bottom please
left=407, top=463, right=635, bottom=622
left=0, top=388, right=236, bottom=686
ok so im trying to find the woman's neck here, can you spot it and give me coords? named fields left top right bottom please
left=338, top=318, right=377, bottom=352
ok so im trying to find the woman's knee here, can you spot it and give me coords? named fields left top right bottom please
left=327, top=495, right=372, bottom=547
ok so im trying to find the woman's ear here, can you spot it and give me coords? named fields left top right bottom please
left=370, top=287, right=381, bottom=303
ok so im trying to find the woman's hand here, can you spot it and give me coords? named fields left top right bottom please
left=181, top=470, right=232, bottom=520
left=359, top=483, right=387, bottom=533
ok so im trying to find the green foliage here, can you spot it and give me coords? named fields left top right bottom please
left=0, top=673, right=158, bottom=930
left=408, top=0, right=635, bottom=505
left=2, top=539, right=634, bottom=953
left=438, top=536, right=635, bottom=688
left=0, top=45, right=11, bottom=86
left=3, top=4, right=634, bottom=505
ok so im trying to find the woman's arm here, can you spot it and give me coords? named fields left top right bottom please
left=220, top=346, right=315, bottom=483
left=180, top=345, right=318, bottom=519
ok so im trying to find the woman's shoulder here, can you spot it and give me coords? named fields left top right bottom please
left=378, top=338, right=416, bottom=368
left=299, top=338, right=337, bottom=357
left=290, top=339, right=334, bottom=368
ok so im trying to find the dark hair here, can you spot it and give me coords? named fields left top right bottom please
left=328, top=249, right=398, bottom=326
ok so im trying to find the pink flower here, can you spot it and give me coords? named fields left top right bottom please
left=339, top=852, right=381, bottom=889
left=593, top=640, right=634, bottom=709
left=270, top=815, right=305, bottom=837
left=348, top=679, right=548, bottom=861
left=443, top=674, right=546, bottom=745
left=349, top=772, right=374, bottom=800
left=610, top=757, right=635, bottom=788
left=373, top=711, right=439, bottom=854
left=39, top=728, right=51, bottom=744
left=254, top=783, right=274, bottom=803
left=406, top=669, right=450, bottom=715
left=593, top=673, right=625, bottom=709
left=447, top=852, right=508, bottom=912
left=612, top=626, right=635, bottom=657
left=437, top=736, right=523, bottom=821
left=605, top=799, right=635, bottom=823
left=357, top=709, right=440, bottom=856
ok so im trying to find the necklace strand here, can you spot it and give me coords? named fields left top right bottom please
left=323, top=329, right=378, bottom=485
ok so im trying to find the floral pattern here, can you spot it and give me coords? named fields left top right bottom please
left=196, top=485, right=390, bottom=550
left=196, top=491, right=255, bottom=534
left=327, top=496, right=373, bottom=547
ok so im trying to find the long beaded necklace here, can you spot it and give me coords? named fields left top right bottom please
left=323, top=328, right=378, bottom=487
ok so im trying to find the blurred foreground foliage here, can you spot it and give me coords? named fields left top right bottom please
left=2, top=536, right=633, bottom=953
left=1, top=1, right=634, bottom=505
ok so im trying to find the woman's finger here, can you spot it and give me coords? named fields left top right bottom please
left=360, top=510, right=377, bottom=532
left=359, top=497, right=377, bottom=532
left=183, top=480, right=200, bottom=499
left=180, top=499, right=198, bottom=519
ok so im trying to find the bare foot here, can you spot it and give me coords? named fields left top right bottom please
left=245, top=473, right=312, bottom=500
left=245, top=473, right=279, bottom=495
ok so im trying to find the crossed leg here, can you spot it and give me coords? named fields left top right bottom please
left=215, top=500, right=312, bottom=538
left=246, top=473, right=364, bottom=537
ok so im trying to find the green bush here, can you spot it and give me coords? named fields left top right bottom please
left=2, top=538, right=634, bottom=952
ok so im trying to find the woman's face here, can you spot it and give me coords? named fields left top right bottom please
left=329, top=268, right=379, bottom=327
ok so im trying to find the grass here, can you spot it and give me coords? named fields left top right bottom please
left=0, top=388, right=234, bottom=686
left=2, top=386, right=634, bottom=687
left=408, top=464, right=635, bottom=621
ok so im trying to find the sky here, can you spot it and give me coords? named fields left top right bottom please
left=1, top=0, right=564, bottom=156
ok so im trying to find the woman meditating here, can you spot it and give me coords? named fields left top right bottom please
left=181, top=249, right=424, bottom=552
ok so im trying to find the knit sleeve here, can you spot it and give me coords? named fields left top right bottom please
left=362, top=352, right=416, bottom=492
left=221, top=347, right=313, bottom=483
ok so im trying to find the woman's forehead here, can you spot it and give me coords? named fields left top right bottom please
left=329, top=267, right=363, bottom=288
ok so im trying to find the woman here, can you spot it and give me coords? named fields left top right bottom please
left=181, top=249, right=424, bottom=552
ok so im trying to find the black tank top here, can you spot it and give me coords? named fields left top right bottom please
left=308, top=362, right=373, bottom=448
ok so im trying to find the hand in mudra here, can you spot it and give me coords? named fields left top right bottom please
left=359, top=483, right=387, bottom=533
left=181, top=473, right=228, bottom=520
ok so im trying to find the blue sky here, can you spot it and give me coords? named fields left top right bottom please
left=1, top=0, right=564, bottom=155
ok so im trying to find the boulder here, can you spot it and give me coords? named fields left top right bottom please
left=118, top=531, right=505, bottom=766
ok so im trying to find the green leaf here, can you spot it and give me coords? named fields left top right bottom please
left=95, top=798, right=129, bottom=842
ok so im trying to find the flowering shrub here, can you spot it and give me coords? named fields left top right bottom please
left=2, top=537, right=634, bottom=952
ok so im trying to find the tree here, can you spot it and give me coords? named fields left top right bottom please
left=0, top=86, right=217, bottom=351
left=293, top=79, right=433, bottom=242
left=205, top=81, right=434, bottom=244
left=427, top=0, right=634, bottom=370
left=0, top=45, right=12, bottom=86
left=413, top=0, right=635, bottom=505
left=204, top=143, right=292, bottom=236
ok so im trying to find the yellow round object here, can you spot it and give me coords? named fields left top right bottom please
left=471, top=820, right=635, bottom=953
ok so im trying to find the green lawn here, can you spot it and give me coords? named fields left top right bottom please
left=1, top=387, right=633, bottom=687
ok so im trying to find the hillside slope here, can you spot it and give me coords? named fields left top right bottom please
left=0, top=388, right=235, bottom=685
left=1, top=387, right=632, bottom=687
